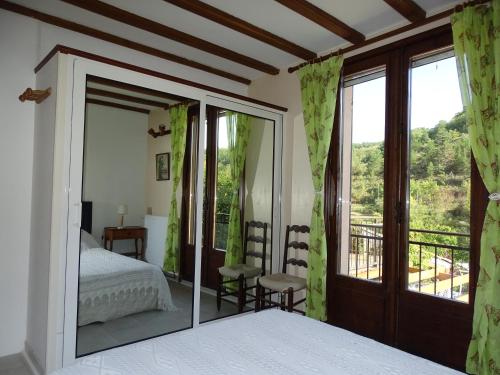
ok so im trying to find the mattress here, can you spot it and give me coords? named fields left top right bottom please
left=55, top=309, right=463, bottom=374
left=78, top=247, right=176, bottom=326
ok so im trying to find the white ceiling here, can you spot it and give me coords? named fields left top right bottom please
left=13, top=0, right=462, bottom=81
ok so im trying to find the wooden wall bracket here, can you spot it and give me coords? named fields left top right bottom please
left=148, top=125, right=171, bottom=138
left=19, top=87, right=52, bottom=104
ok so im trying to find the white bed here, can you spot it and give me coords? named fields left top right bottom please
left=78, top=230, right=176, bottom=326
left=56, top=309, right=463, bottom=374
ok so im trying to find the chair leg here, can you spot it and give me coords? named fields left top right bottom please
left=238, top=274, right=245, bottom=313
left=216, top=272, right=222, bottom=311
left=287, top=287, right=294, bottom=312
left=255, top=280, right=261, bottom=312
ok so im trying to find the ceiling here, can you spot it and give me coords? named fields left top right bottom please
left=6, top=0, right=462, bottom=83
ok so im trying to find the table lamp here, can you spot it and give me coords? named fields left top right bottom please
left=117, top=204, right=128, bottom=228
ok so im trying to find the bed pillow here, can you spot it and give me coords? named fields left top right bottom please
left=80, top=229, right=101, bottom=251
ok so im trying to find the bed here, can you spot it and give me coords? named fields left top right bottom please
left=56, top=309, right=463, bottom=374
left=78, top=229, right=176, bottom=326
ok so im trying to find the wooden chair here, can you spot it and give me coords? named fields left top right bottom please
left=217, top=221, right=268, bottom=313
left=255, top=224, right=310, bottom=313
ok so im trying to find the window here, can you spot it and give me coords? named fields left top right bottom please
left=406, top=49, right=470, bottom=302
left=215, top=114, right=232, bottom=250
left=338, top=67, right=386, bottom=282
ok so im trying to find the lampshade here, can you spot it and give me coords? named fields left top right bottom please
left=117, top=204, right=128, bottom=215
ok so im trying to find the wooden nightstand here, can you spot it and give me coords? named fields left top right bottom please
left=103, top=226, right=147, bottom=260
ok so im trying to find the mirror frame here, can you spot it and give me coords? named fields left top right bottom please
left=62, top=56, right=284, bottom=367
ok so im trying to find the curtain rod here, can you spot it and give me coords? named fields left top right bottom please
left=288, top=0, right=490, bottom=74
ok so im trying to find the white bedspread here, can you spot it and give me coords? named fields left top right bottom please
left=56, top=310, right=463, bottom=374
left=78, top=248, right=176, bottom=326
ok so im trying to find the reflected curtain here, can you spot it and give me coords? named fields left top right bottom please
left=164, top=104, right=189, bottom=273
left=224, top=111, right=251, bottom=268
left=452, top=2, right=500, bottom=374
left=297, top=56, right=343, bottom=321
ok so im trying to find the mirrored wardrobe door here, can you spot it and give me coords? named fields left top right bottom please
left=199, top=105, right=278, bottom=323
left=76, top=76, right=199, bottom=356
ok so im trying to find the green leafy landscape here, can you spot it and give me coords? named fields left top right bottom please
left=351, top=111, right=471, bottom=267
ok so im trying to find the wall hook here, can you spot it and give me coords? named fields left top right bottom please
left=19, top=87, right=52, bottom=104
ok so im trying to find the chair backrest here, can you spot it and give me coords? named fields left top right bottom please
left=243, top=221, right=268, bottom=276
left=282, top=225, right=310, bottom=274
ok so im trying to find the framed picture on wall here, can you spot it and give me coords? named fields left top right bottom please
left=156, top=152, right=170, bottom=181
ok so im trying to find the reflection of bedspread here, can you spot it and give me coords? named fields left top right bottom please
left=54, top=310, right=463, bottom=374
left=78, top=248, right=176, bottom=326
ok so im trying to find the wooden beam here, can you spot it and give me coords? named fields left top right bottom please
left=61, top=0, right=280, bottom=75
left=163, top=0, right=316, bottom=61
left=86, top=98, right=150, bottom=113
left=0, top=1, right=251, bottom=85
left=86, top=87, right=170, bottom=108
left=274, top=0, right=365, bottom=44
left=86, top=76, right=187, bottom=103
left=383, top=0, right=426, bottom=23
left=288, top=10, right=455, bottom=73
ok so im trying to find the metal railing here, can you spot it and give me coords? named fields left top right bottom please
left=347, top=223, right=470, bottom=302
left=215, top=212, right=230, bottom=250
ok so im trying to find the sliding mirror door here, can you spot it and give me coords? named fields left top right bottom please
left=197, top=105, right=278, bottom=323
left=76, top=76, right=199, bottom=356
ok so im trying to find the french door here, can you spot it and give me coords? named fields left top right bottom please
left=182, top=105, right=249, bottom=289
left=327, top=26, right=486, bottom=371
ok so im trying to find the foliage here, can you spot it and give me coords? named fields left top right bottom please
left=351, top=111, right=471, bottom=268
left=214, top=148, right=232, bottom=249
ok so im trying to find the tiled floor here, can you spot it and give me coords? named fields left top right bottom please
left=77, top=280, right=251, bottom=356
left=0, top=354, right=32, bottom=375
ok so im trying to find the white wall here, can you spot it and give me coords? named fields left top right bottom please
left=146, top=109, right=174, bottom=217
left=0, top=11, right=37, bottom=357
left=0, top=8, right=248, bottom=357
left=83, top=104, right=148, bottom=253
left=249, top=71, right=312, bottom=231
left=244, top=118, right=274, bottom=272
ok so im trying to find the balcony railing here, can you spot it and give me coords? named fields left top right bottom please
left=215, top=212, right=230, bottom=250
left=348, top=223, right=470, bottom=302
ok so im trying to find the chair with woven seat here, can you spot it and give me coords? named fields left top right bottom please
left=217, top=220, right=268, bottom=313
left=255, top=224, right=310, bottom=313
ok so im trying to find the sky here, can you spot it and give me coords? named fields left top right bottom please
left=351, top=56, right=463, bottom=144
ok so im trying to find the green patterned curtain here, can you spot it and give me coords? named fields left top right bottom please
left=297, top=56, right=343, bottom=321
left=164, top=104, right=189, bottom=273
left=452, top=2, right=500, bottom=374
left=224, top=111, right=251, bottom=268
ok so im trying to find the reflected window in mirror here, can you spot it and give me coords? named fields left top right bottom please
left=199, top=106, right=276, bottom=323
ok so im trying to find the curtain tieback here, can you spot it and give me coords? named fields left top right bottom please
left=489, top=192, right=500, bottom=201
left=314, top=190, right=323, bottom=196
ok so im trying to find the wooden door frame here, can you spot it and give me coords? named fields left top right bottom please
left=326, top=50, right=399, bottom=344
left=180, top=104, right=200, bottom=282
left=326, top=24, right=486, bottom=371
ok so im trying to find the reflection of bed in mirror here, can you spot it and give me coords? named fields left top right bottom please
left=78, top=202, right=175, bottom=326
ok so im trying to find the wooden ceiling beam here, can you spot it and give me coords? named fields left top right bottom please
left=163, top=0, right=316, bottom=60
left=86, top=76, right=187, bottom=102
left=383, top=0, right=426, bottom=23
left=274, top=0, right=365, bottom=44
left=0, top=1, right=250, bottom=84
left=61, top=0, right=280, bottom=75
left=86, top=87, right=170, bottom=108
left=86, top=98, right=150, bottom=114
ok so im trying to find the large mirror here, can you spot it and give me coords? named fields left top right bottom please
left=198, top=106, right=276, bottom=323
left=76, top=76, right=199, bottom=356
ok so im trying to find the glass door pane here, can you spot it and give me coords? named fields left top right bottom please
left=200, top=107, right=275, bottom=323
left=338, top=67, right=386, bottom=282
left=77, top=77, right=198, bottom=356
left=407, top=49, right=470, bottom=302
